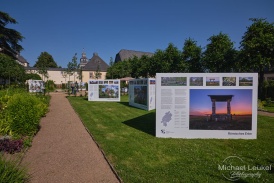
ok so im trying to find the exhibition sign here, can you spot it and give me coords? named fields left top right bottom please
left=156, top=73, right=258, bottom=139
left=129, top=78, right=156, bottom=111
left=88, top=79, right=120, bottom=101
left=28, top=80, right=44, bottom=93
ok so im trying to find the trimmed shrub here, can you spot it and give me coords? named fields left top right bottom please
left=5, top=93, right=48, bottom=136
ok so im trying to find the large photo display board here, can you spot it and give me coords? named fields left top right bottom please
left=156, top=73, right=258, bottom=139
left=88, top=79, right=120, bottom=101
left=28, top=80, right=44, bottom=93
left=129, top=78, right=156, bottom=111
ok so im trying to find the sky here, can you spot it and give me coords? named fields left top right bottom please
left=190, top=89, right=253, bottom=115
left=1, top=0, right=274, bottom=68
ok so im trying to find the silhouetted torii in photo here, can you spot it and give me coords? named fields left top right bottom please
left=208, top=95, right=234, bottom=121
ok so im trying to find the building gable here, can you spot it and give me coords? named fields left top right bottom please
left=115, top=49, right=154, bottom=63
left=82, top=53, right=109, bottom=72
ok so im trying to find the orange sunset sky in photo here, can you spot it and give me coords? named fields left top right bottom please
left=190, top=89, right=252, bottom=116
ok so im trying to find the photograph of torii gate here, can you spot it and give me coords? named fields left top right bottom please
left=189, top=89, right=252, bottom=130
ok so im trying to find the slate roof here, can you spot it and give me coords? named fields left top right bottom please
left=17, top=54, right=29, bottom=64
left=82, top=53, right=109, bottom=72
left=25, top=67, right=66, bottom=71
left=115, top=49, right=154, bottom=63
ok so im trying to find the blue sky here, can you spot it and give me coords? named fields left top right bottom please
left=1, top=0, right=274, bottom=67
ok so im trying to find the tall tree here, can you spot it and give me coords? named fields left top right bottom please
left=240, top=18, right=274, bottom=99
left=0, top=11, right=24, bottom=58
left=148, top=50, right=165, bottom=77
left=164, top=43, right=182, bottom=73
left=182, top=38, right=203, bottom=72
left=106, top=57, right=114, bottom=79
left=70, top=53, right=78, bottom=81
left=203, top=32, right=237, bottom=72
left=34, top=52, right=58, bottom=68
left=0, top=53, right=25, bottom=86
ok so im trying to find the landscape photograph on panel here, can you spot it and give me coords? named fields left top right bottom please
left=99, top=85, right=119, bottom=98
left=134, top=86, right=147, bottom=105
left=155, top=73, right=258, bottom=139
left=29, top=80, right=44, bottom=93
left=88, top=79, right=120, bottom=101
left=189, top=89, right=252, bottom=130
left=129, top=78, right=156, bottom=111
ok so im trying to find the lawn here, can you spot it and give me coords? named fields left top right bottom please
left=68, top=95, right=274, bottom=183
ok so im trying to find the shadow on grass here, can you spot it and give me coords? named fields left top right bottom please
left=123, top=112, right=156, bottom=137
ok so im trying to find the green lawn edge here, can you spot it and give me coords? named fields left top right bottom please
left=68, top=96, right=274, bottom=183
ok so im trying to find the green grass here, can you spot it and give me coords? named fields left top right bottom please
left=264, top=106, right=274, bottom=113
left=68, top=96, right=274, bottom=183
left=0, top=155, right=30, bottom=183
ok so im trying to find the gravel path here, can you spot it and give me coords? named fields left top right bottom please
left=22, top=93, right=120, bottom=183
left=258, top=110, right=274, bottom=117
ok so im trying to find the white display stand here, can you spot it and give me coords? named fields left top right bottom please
left=28, top=80, right=44, bottom=93
left=129, top=78, right=156, bottom=111
left=156, top=73, right=258, bottom=139
left=88, top=79, right=120, bottom=101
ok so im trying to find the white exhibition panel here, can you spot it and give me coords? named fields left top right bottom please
left=129, top=78, right=156, bottom=111
left=156, top=73, right=258, bottom=139
left=28, top=80, right=44, bottom=93
left=88, top=79, right=120, bottom=101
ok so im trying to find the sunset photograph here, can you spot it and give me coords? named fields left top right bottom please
left=189, top=89, right=253, bottom=130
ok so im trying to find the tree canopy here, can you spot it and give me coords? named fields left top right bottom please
left=0, top=53, right=25, bottom=85
left=240, top=18, right=274, bottom=99
left=182, top=38, right=203, bottom=72
left=203, top=32, right=237, bottom=72
left=0, top=11, right=24, bottom=58
left=34, top=52, right=58, bottom=68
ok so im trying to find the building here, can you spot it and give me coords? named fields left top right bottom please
left=114, top=49, right=154, bottom=63
left=25, top=52, right=109, bottom=85
left=16, top=53, right=29, bottom=67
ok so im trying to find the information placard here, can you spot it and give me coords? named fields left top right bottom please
left=28, top=80, right=44, bottom=93
left=129, top=78, right=156, bottom=111
left=88, top=79, right=120, bottom=101
left=156, top=73, right=258, bottom=139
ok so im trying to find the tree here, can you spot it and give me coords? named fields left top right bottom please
left=203, top=32, right=237, bottom=72
left=24, top=73, right=42, bottom=81
left=66, top=53, right=78, bottom=82
left=0, top=53, right=25, bottom=87
left=66, top=62, right=74, bottom=83
left=106, top=57, right=114, bottom=79
left=148, top=50, right=164, bottom=77
left=95, top=64, right=102, bottom=79
left=34, top=52, right=58, bottom=68
left=71, top=53, right=78, bottom=81
left=164, top=43, right=182, bottom=73
left=0, top=11, right=24, bottom=58
left=107, top=60, right=131, bottom=79
left=130, top=56, right=142, bottom=78
left=240, top=18, right=274, bottom=99
left=182, top=38, right=203, bottom=72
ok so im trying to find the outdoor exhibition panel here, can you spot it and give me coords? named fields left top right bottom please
left=156, top=73, right=258, bottom=139
left=28, top=80, right=44, bottom=93
left=88, top=79, right=120, bottom=101
left=129, top=78, right=156, bottom=111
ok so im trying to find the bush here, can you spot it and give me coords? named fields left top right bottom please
left=257, top=99, right=265, bottom=111
left=0, top=89, right=49, bottom=137
left=5, top=93, right=48, bottom=136
left=45, top=80, right=56, bottom=92
left=0, top=138, right=23, bottom=154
